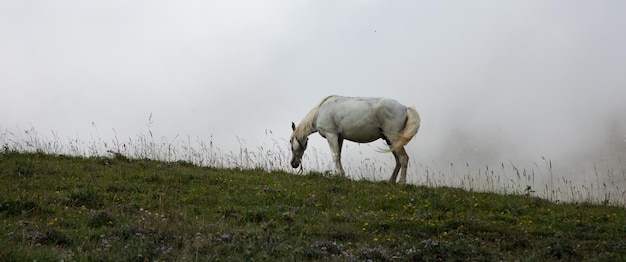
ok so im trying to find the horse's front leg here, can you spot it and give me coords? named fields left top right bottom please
left=326, top=134, right=345, bottom=177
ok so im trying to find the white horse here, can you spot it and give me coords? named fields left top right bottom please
left=290, top=95, right=420, bottom=184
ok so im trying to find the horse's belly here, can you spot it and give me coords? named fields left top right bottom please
left=340, top=124, right=381, bottom=143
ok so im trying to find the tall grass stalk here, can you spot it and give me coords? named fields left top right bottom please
left=1, top=124, right=624, bottom=206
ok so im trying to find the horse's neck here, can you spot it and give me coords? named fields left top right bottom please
left=294, top=116, right=318, bottom=141
left=295, top=125, right=316, bottom=140
left=294, top=104, right=321, bottom=140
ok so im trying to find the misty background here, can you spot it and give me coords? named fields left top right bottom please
left=1, top=1, right=625, bottom=203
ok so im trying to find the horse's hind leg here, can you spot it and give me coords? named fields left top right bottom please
left=396, top=147, right=409, bottom=184
left=389, top=146, right=409, bottom=184
left=389, top=150, right=401, bottom=183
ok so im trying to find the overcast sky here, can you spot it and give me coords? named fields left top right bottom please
left=2, top=1, right=625, bottom=178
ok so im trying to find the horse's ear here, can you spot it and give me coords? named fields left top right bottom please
left=291, top=122, right=296, bottom=131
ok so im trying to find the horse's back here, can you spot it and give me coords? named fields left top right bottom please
left=321, top=96, right=402, bottom=109
left=320, top=96, right=406, bottom=120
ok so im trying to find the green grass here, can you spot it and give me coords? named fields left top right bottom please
left=1, top=150, right=625, bottom=261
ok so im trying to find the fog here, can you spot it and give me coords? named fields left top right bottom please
left=1, top=1, right=625, bottom=202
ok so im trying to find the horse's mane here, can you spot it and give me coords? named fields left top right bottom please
left=293, top=95, right=334, bottom=140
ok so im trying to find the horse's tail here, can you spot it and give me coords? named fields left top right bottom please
left=387, top=107, right=420, bottom=152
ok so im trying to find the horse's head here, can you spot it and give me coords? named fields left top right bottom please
left=290, top=122, right=308, bottom=168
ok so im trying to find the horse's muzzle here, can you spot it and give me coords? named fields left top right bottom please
left=291, top=159, right=300, bottom=168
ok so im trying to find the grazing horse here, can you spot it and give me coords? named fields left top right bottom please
left=290, top=95, right=420, bottom=184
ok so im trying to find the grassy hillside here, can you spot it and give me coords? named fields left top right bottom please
left=1, top=151, right=625, bottom=261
